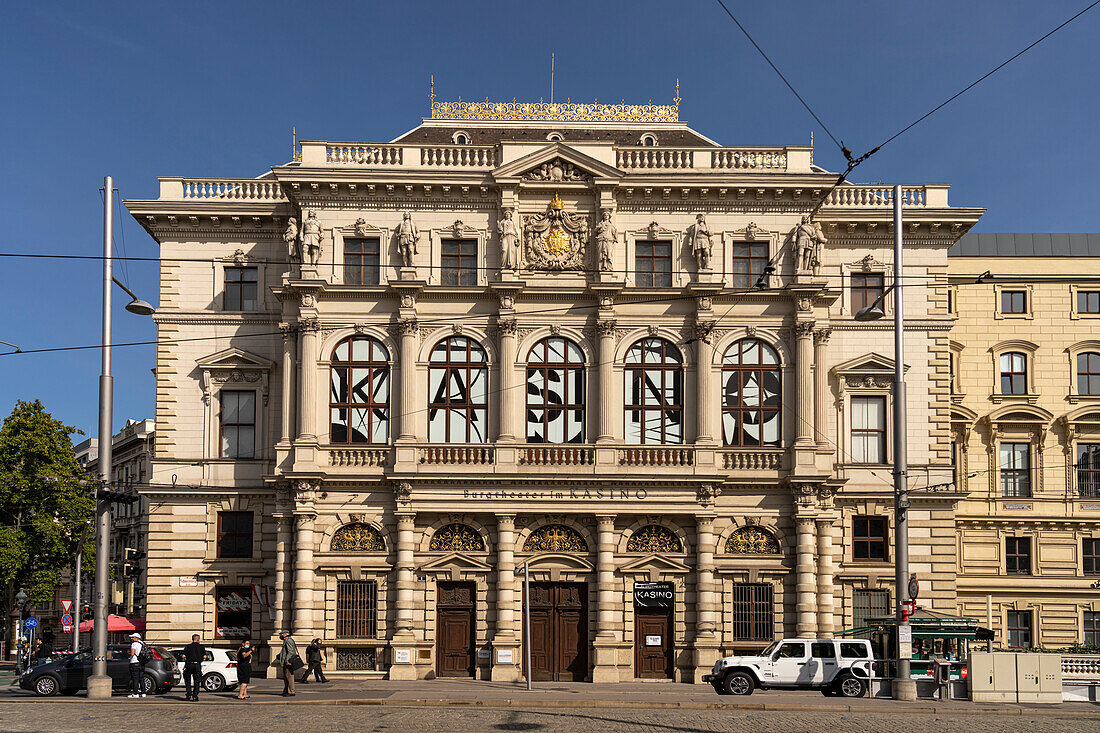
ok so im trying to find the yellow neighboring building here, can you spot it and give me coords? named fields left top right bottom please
left=949, top=233, right=1100, bottom=650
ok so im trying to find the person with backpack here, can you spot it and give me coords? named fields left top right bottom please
left=299, top=638, right=328, bottom=684
left=127, top=632, right=147, bottom=698
left=181, top=634, right=206, bottom=701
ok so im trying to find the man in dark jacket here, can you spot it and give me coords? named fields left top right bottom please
left=300, top=638, right=328, bottom=683
left=181, top=634, right=206, bottom=701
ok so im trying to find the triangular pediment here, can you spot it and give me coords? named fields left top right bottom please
left=493, top=143, right=623, bottom=183
left=417, top=552, right=493, bottom=574
left=196, top=347, right=275, bottom=371
left=618, top=554, right=692, bottom=575
left=831, top=352, right=908, bottom=378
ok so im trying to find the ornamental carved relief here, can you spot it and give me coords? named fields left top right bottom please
left=521, top=158, right=591, bottom=182
left=725, top=526, right=780, bottom=554
left=428, top=523, right=486, bottom=552
left=330, top=523, right=386, bottom=552
left=626, top=525, right=683, bottom=553
left=523, top=194, right=588, bottom=271
left=523, top=524, right=587, bottom=553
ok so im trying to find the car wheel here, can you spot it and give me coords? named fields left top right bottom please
left=202, top=673, right=226, bottom=692
left=722, top=671, right=754, bottom=696
left=142, top=674, right=157, bottom=695
left=713, top=682, right=730, bottom=696
left=837, top=675, right=866, bottom=698
left=33, top=675, right=60, bottom=697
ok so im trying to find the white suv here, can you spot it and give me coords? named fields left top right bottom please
left=703, top=638, right=874, bottom=697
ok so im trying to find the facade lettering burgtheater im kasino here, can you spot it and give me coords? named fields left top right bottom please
left=125, top=92, right=984, bottom=682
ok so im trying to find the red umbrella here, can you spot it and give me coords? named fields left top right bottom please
left=77, top=614, right=146, bottom=633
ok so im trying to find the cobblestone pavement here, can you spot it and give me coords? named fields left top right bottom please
left=0, top=702, right=1091, bottom=733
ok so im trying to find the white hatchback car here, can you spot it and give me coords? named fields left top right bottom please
left=167, top=647, right=239, bottom=693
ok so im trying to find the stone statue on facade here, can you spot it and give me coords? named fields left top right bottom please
left=397, top=212, right=419, bottom=268
left=687, top=213, right=712, bottom=270
left=498, top=208, right=520, bottom=270
left=595, top=209, right=617, bottom=272
left=284, top=217, right=299, bottom=260
left=300, top=211, right=322, bottom=266
left=792, top=215, right=827, bottom=272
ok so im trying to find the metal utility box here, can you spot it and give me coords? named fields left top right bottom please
left=969, top=652, right=1062, bottom=703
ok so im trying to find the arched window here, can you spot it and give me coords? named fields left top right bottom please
left=624, top=338, right=683, bottom=445
left=527, top=337, right=585, bottom=443
left=330, top=336, right=390, bottom=444
left=523, top=524, right=587, bottom=552
left=640, top=133, right=657, bottom=147
left=626, top=525, right=683, bottom=553
left=999, top=352, right=1027, bottom=394
left=546, top=131, right=564, bottom=142
left=429, top=336, right=488, bottom=443
left=331, top=523, right=386, bottom=552
left=1078, top=352, right=1100, bottom=395
left=429, top=523, right=485, bottom=552
left=722, top=339, right=781, bottom=447
left=452, top=131, right=470, bottom=145
left=725, top=526, right=780, bottom=554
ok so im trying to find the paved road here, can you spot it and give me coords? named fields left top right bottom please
left=0, top=701, right=1091, bottom=733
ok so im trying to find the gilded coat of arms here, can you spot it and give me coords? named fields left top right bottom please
left=523, top=194, right=588, bottom=271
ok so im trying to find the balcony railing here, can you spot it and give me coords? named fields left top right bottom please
left=618, top=447, right=694, bottom=467
left=721, top=449, right=784, bottom=471
left=419, top=446, right=495, bottom=465
left=521, top=446, right=595, bottom=466
left=328, top=448, right=390, bottom=467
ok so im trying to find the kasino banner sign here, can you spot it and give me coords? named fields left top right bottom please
left=216, top=591, right=252, bottom=613
left=633, top=581, right=674, bottom=608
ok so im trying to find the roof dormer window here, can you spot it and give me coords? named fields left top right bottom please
left=546, top=132, right=564, bottom=142
left=640, top=133, right=657, bottom=147
left=452, top=131, right=470, bottom=145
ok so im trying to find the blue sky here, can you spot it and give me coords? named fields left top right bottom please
left=1, top=0, right=1097, bottom=437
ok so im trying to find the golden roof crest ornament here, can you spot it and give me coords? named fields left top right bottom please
left=549, top=193, right=564, bottom=210
left=430, top=87, right=680, bottom=123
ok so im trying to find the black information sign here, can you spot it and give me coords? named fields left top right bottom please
left=633, top=581, right=674, bottom=608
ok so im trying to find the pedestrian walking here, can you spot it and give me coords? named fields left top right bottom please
left=235, top=640, right=253, bottom=700
left=181, top=633, right=206, bottom=701
left=127, top=632, right=146, bottom=698
left=277, top=631, right=303, bottom=697
left=34, top=633, right=54, bottom=668
left=299, top=638, right=328, bottom=683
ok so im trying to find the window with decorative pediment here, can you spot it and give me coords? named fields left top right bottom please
left=331, top=523, right=386, bottom=552
left=523, top=524, right=587, bottom=553
left=725, top=526, right=780, bottom=554
left=428, top=523, right=485, bottom=552
left=626, top=525, right=682, bottom=553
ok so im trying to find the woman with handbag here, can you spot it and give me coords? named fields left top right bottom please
left=277, top=631, right=303, bottom=697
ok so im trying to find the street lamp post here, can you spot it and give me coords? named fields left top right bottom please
left=88, top=176, right=155, bottom=700
left=854, top=184, right=916, bottom=701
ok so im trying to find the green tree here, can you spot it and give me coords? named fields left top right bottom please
left=0, top=400, right=95, bottom=633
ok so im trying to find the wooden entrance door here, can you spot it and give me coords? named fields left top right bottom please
left=635, top=608, right=673, bottom=679
left=436, top=581, right=475, bottom=678
left=526, top=582, right=588, bottom=682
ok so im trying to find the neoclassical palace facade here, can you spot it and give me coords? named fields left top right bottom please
left=126, top=95, right=982, bottom=682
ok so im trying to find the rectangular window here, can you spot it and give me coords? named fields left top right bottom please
left=1005, top=536, right=1031, bottom=575
left=1084, top=538, right=1100, bottom=575
left=219, top=391, right=255, bottom=459
left=1007, top=610, right=1032, bottom=648
left=441, top=240, right=477, bottom=286
left=1078, top=353, right=1100, bottom=395
left=224, top=267, right=258, bottom=311
left=999, top=352, right=1028, bottom=394
left=851, top=396, right=887, bottom=463
left=217, top=511, right=253, bottom=559
left=851, top=273, right=885, bottom=313
left=344, top=238, right=380, bottom=285
left=731, top=241, right=769, bottom=289
left=214, top=586, right=252, bottom=640
left=1086, top=611, right=1100, bottom=645
left=634, top=240, right=673, bottom=287
left=1078, top=444, right=1100, bottom=498
left=840, top=642, right=871, bottom=659
left=853, top=517, right=888, bottom=562
left=1078, top=291, right=1100, bottom=314
left=1001, top=290, right=1027, bottom=314
left=811, top=642, right=836, bottom=659
left=730, top=582, right=773, bottom=641
left=1000, top=442, right=1031, bottom=497
left=336, top=580, right=378, bottom=638
left=853, top=589, right=890, bottom=630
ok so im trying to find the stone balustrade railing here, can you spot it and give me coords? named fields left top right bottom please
left=160, top=178, right=287, bottom=201
left=1062, top=654, right=1100, bottom=680
left=711, top=149, right=788, bottom=170
left=327, top=144, right=403, bottom=165
left=419, top=446, right=495, bottom=465
left=420, top=145, right=498, bottom=167
left=616, top=148, right=696, bottom=169
left=618, top=447, right=694, bottom=467
left=521, top=446, right=596, bottom=466
left=826, top=185, right=948, bottom=208
left=328, top=447, right=390, bottom=467
left=721, top=449, right=784, bottom=471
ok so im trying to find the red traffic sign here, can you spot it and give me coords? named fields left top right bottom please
left=908, top=574, right=920, bottom=601
left=60, top=599, right=73, bottom=614
left=61, top=613, right=73, bottom=627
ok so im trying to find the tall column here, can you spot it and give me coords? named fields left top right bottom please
left=592, top=515, right=619, bottom=682
left=279, top=324, right=296, bottom=445
left=293, top=512, right=316, bottom=634
left=596, top=319, right=616, bottom=443
left=297, top=318, right=319, bottom=441
left=497, top=318, right=518, bottom=442
left=394, top=512, right=416, bottom=637
left=813, top=327, right=831, bottom=449
left=491, top=514, right=520, bottom=682
left=397, top=318, right=418, bottom=442
left=690, top=514, right=719, bottom=684
left=794, top=320, right=815, bottom=447
left=816, top=514, right=837, bottom=637
left=794, top=513, right=818, bottom=636
left=273, top=511, right=291, bottom=632
left=694, top=320, right=716, bottom=444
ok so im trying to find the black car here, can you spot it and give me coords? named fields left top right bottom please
left=20, top=645, right=179, bottom=696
